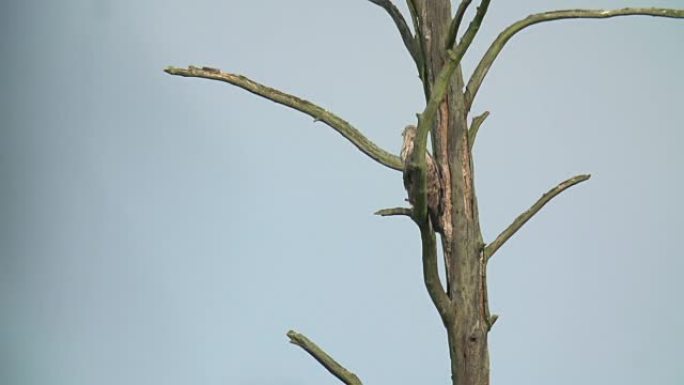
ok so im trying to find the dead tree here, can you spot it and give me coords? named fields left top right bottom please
left=165, top=3, right=683, bottom=385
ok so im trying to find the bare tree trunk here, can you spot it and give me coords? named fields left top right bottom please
left=412, top=1, right=488, bottom=384
left=165, top=3, right=684, bottom=385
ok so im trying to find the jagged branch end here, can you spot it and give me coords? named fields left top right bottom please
left=287, top=330, right=362, bottom=385
left=164, top=66, right=404, bottom=171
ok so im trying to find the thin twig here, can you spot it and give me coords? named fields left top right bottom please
left=367, top=0, right=419, bottom=64
left=465, top=7, right=684, bottom=110
left=468, top=110, right=490, bottom=151
left=164, top=66, right=403, bottom=171
left=374, top=207, right=414, bottom=218
left=446, top=0, right=473, bottom=49
left=287, top=330, right=362, bottom=385
left=485, top=174, right=591, bottom=261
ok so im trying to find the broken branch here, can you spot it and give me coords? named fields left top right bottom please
left=287, top=330, right=362, bottom=385
left=374, top=207, right=414, bottom=218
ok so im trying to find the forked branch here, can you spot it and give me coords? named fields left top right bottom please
left=485, top=174, right=591, bottom=261
left=367, top=0, right=420, bottom=64
left=446, top=0, right=473, bottom=49
left=287, top=330, right=362, bottom=385
left=164, top=66, right=403, bottom=171
left=465, top=7, right=684, bottom=110
left=448, top=0, right=492, bottom=64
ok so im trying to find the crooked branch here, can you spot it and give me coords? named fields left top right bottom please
left=287, top=330, right=362, bottom=385
left=465, top=7, right=684, bottom=110
left=367, top=0, right=420, bottom=64
left=485, top=174, right=591, bottom=261
left=164, top=66, right=403, bottom=171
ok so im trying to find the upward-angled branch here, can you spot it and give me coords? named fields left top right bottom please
left=465, top=7, right=684, bottom=110
left=405, top=0, right=429, bottom=98
left=468, top=110, right=490, bottom=151
left=446, top=0, right=473, bottom=49
left=405, top=0, right=421, bottom=44
left=165, top=66, right=403, bottom=171
left=448, top=0, right=492, bottom=63
left=367, top=0, right=420, bottom=64
left=287, top=330, right=362, bottom=385
left=485, top=174, right=591, bottom=261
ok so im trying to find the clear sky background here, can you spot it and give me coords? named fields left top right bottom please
left=1, top=1, right=683, bottom=384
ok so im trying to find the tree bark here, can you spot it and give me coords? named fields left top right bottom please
left=165, top=3, right=684, bottom=385
left=413, top=1, right=489, bottom=384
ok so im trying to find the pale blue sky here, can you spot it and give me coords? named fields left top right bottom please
left=1, top=1, right=683, bottom=384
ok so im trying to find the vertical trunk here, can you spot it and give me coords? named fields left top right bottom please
left=414, top=1, right=489, bottom=384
